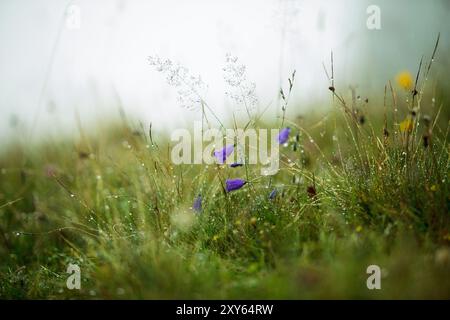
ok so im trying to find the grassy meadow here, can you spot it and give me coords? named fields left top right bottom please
left=1, top=57, right=449, bottom=299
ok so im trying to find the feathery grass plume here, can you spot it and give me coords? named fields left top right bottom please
left=396, top=71, right=413, bottom=91
left=225, top=179, right=246, bottom=192
left=223, top=53, right=257, bottom=117
left=213, top=144, right=234, bottom=164
left=148, top=55, right=207, bottom=110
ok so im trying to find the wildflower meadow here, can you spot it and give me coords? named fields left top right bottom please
left=0, top=2, right=449, bottom=302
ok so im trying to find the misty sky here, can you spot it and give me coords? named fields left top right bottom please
left=0, top=0, right=449, bottom=142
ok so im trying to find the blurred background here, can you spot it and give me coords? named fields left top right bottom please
left=0, top=0, right=449, bottom=144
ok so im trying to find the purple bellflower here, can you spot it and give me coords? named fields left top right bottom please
left=225, top=179, right=246, bottom=192
left=278, top=127, right=291, bottom=144
left=214, top=144, right=234, bottom=164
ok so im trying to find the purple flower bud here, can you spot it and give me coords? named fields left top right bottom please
left=269, top=188, right=278, bottom=200
left=214, top=144, right=234, bottom=164
left=230, top=162, right=243, bottom=168
left=225, top=179, right=246, bottom=192
left=193, top=194, right=202, bottom=213
left=278, top=127, right=291, bottom=144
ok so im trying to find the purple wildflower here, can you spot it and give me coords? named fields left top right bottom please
left=225, top=179, right=246, bottom=192
left=230, top=162, right=243, bottom=168
left=278, top=127, right=291, bottom=144
left=269, top=188, right=278, bottom=200
left=193, top=194, right=202, bottom=213
left=214, top=144, right=234, bottom=164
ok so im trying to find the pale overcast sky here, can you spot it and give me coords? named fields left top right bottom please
left=0, top=0, right=449, bottom=142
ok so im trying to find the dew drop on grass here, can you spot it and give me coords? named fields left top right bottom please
left=70, top=194, right=75, bottom=198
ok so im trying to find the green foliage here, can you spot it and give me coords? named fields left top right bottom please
left=0, top=84, right=449, bottom=299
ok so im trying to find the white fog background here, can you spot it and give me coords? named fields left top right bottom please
left=0, top=0, right=449, bottom=143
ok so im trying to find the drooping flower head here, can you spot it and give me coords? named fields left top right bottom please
left=214, top=144, right=234, bottom=164
left=225, top=179, right=246, bottom=192
left=193, top=194, right=202, bottom=213
left=278, top=127, right=291, bottom=145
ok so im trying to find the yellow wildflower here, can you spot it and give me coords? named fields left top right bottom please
left=396, top=71, right=413, bottom=91
left=356, top=225, right=363, bottom=233
left=399, top=118, right=414, bottom=133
